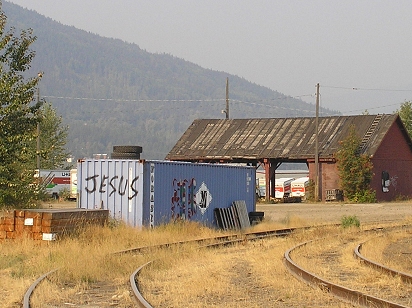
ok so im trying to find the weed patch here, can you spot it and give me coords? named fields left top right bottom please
left=341, top=215, right=360, bottom=228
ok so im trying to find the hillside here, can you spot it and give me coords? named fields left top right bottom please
left=3, top=2, right=337, bottom=160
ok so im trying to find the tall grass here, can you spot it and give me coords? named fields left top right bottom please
left=0, top=220, right=225, bottom=306
left=138, top=225, right=354, bottom=307
left=1, top=215, right=407, bottom=307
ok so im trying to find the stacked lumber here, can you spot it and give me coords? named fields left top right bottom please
left=0, top=209, right=108, bottom=240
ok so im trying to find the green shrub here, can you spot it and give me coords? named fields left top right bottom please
left=341, top=215, right=360, bottom=228
left=352, top=189, right=376, bottom=203
left=336, top=125, right=375, bottom=203
left=58, top=187, right=71, bottom=200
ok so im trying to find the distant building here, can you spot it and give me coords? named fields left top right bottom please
left=166, top=114, right=412, bottom=202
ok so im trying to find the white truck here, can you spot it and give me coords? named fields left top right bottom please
left=35, top=169, right=77, bottom=199
left=274, top=177, right=294, bottom=199
left=291, top=177, right=310, bottom=199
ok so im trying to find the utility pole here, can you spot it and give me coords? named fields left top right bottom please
left=314, top=83, right=320, bottom=201
left=36, top=72, right=42, bottom=170
left=225, top=77, right=229, bottom=119
left=36, top=86, right=40, bottom=170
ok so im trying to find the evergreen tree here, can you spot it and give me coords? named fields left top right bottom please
left=0, top=9, right=42, bottom=207
left=36, top=102, right=69, bottom=169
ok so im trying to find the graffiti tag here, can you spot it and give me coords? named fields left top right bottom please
left=84, top=174, right=139, bottom=200
left=171, top=178, right=196, bottom=220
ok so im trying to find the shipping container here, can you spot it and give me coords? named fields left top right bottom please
left=291, top=177, right=310, bottom=198
left=142, top=160, right=255, bottom=228
left=77, top=159, right=255, bottom=228
left=274, top=177, right=294, bottom=199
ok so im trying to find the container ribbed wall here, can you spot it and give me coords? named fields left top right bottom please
left=78, top=159, right=255, bottom=228
left=143, top=161, right=255, bottom=228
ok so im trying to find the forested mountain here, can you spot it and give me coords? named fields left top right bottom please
left=3, top=2, right=337, bottom=160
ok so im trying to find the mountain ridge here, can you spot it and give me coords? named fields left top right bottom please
left=3, top=1, right=337, bottom=160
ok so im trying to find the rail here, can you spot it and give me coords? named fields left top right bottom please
left=355, top=241, right=412, bottom=284
left=284, top=238, right=409, bottom=307
left=23, top=269, right=58, bottom=308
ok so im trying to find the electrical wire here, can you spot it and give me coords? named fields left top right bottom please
left=42, top=84, right=412, bottom=116
left=322, top=85, right=412, bottom=92
left=42, top=94, right=322, bottom=116
left=231, top=99, right=318, bottom=115
left=43, top=96, right=225, bottom=103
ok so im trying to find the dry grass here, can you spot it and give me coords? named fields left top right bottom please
left=290, top=225, right=412, bottom=305
left=0, top=220, right=226, bottom=307
left=361, top=228, right=412, bottom=272
left=138, top=224, right=354, bottom=307
left=1, top=211, right=410, bottom=307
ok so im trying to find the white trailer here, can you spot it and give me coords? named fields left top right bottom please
left=291, top=177, right=310, bottom=198
left=35, top=169, right=72, bottom=199
left=275, top=177, right=294, bottom=199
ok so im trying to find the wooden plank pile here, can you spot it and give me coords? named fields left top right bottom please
left=214, top=200, right=251, bottom=230
left=0, top=209, right=108, bottom=240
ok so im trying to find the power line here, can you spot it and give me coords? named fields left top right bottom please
left=43, top=93, right=316, bottom=103
left=43, top=86, right=411, bottom=116
left=322, top=85, right=412, bottom=92
left=43, top=96, right=225, bottom=103
left=340, top=102, right=402, bottom=115
left=232, top=99, right=319, bottom=115
left=43, top=94, right=322, bottom=115
left=317, top=84, right=412, bottom=115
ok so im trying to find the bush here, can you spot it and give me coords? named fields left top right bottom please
left=351, top=189, right=376, bottom=203
left=341, top=215, right=360, bottom=228
left=336, top=125, right=375, bottom=203
left=305, top=180, right=315, bottom=202
left=58, top=187, right=71, bottom=200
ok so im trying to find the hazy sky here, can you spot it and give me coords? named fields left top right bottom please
left=6, top=0, right=412, bottom=115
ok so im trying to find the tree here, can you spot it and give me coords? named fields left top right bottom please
left=36, top=102, right=69, bottom=169
left=0, top=9, right=43, bottom=207
left=396, top=101, right=412, bottom=138
left=336, top=125, right=376, bottom=203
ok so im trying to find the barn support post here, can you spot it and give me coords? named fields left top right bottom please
left=264, top=159, right=271, bottom=202
left=271, top=161, right=280, bottom=200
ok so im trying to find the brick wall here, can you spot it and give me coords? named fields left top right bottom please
left=372, top=121, right=412, bottom=201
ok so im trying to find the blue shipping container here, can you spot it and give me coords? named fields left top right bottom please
left=78, top=159, right=255, bottom=228
left=143, top=161, right=255, bottom=228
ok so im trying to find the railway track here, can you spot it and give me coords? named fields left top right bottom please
left=284, top=227, right=412, bottom=307
left=23, top=223, right=412, bottom=307
left=355, top=239, right=412, bottom=284
left=23, top=227, right=297, bottom=307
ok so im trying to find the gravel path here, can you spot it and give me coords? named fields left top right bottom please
left=257, top=201, right=412, bottom=225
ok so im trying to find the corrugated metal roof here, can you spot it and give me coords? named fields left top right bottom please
left=166, top=114, right=402, bottom=162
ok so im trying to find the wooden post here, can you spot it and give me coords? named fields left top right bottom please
left=315, top=83, right=320, bottom=201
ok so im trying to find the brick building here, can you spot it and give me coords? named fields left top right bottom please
left=166, top=114, right=412, bottom=202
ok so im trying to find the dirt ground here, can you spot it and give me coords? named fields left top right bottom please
left=46, top=199, right=412, bottom=226
left=257, top=201, right=412, bottom=225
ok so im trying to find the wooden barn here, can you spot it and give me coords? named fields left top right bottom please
left=166, top=114, right=412, bottom=202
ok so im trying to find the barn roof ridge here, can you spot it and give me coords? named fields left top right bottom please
left=166, top=114, right=401, bottom=163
